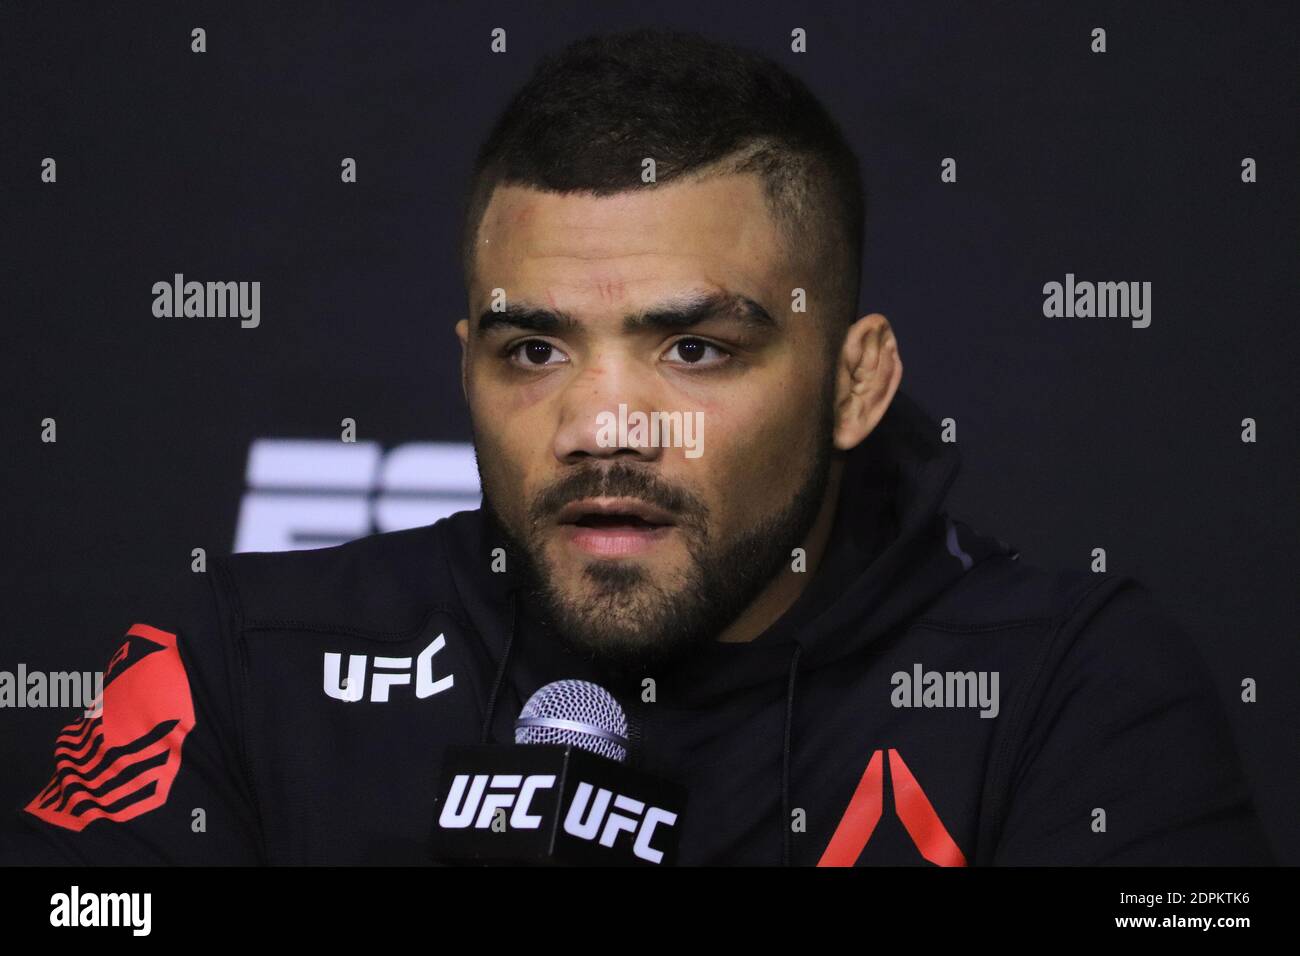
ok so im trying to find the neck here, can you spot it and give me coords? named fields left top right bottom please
left=716, top=457, right=845, bottom=644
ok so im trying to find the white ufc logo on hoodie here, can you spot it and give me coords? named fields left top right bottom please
left=323, top=634, right=454, bottom=702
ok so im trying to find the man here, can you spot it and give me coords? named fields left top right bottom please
left=2, top=28, right=1272, bottom=865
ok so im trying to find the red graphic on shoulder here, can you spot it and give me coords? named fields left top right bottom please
left=818, top=747, right=967, bottom=867
left=24, top=623, right=195, bottom=832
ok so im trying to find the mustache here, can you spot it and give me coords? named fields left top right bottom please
left=531, top=463, right=708, bottom=527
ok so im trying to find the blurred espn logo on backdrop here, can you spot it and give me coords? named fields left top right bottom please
left=234, top=440, right=480, bottom=553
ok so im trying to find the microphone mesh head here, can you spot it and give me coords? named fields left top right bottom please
left=515, top=680, right=629, bottom=763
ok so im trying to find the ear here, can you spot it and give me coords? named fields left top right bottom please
left=832, top=313, right=902, bottom=451
left=455, top=317, right=470, bottom=403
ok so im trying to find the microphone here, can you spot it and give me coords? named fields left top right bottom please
left=430, top=680, right=687, bottom=865
left=514, top=678, right=629, bottom=761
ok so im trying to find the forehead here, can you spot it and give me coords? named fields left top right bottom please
left=469, top=174, right=791, bottom=311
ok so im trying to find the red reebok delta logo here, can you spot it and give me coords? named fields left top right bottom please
left=818, top=748, right=967, bottom=867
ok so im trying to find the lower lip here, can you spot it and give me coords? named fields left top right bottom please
left=561, top=523, right=675, bottom=557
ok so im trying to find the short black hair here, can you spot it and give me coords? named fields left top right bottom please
left=458, top=28, right=866, bottom=343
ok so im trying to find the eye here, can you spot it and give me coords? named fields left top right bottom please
left=507, top=339, right=569, bottom=368
left=664, top=337, right=730, bottom=367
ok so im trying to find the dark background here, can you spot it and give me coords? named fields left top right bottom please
left=2, top=1, right=1296, bottom=862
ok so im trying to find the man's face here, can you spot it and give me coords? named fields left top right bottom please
left=460, top=173, right=837, bottom=673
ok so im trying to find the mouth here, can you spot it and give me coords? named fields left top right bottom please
left=556, top=497, right=677, bottom=557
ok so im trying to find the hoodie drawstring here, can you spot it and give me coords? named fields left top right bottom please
left=780, top=641, right=802, bottom=867
left=479, top=590, right=519, bottom=744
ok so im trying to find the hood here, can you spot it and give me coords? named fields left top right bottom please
left=440, top=388, right=1018, bottom=863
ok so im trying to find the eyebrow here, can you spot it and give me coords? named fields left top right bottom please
left=475, top=291, right=778, bottom=337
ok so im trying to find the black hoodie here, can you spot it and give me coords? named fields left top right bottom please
left=2, top=390, right=1274, bottom=865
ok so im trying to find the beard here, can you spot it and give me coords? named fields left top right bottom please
left=473, top=402, right=835, bottom=678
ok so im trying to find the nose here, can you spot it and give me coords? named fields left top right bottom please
left=551, top=348, right=664, bottom=467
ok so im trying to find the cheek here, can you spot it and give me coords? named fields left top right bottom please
left=471, top=366, right=560, bottom=466
left=687, top=389, right=815, bottom=525
left=471, top=362, right=551, bottom=434
left=472, top=358, right=554, bottom=413
left=511, top=373, right=559, bottom=410
left=469, top=405, right=534, bottom=523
